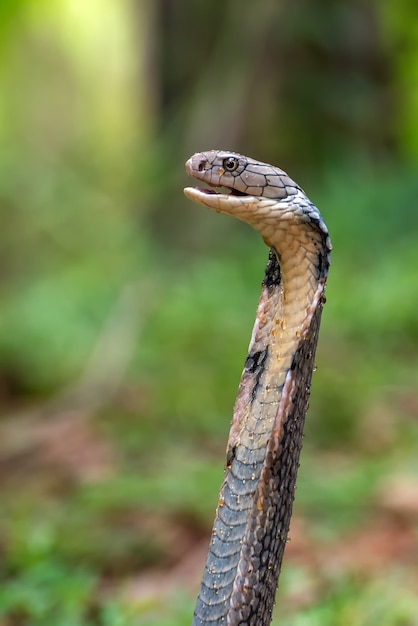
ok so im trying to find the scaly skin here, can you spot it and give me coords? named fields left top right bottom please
left=184, top=151, right=331, bottom=626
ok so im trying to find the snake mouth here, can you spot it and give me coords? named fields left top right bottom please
left=184, top=184, right=256, bottom=216
left=194, top=185, right=247, bottom=197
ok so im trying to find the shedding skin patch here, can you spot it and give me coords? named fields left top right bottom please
left=244, top=348, right=269, bottom=403
left=263, top=249, right=282, bottom=289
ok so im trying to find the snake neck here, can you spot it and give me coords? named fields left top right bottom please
left=228, top=216, right=328, bottom=456
left=217, top=238, right=328, bottom=626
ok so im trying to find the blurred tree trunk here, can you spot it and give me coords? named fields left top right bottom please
left=146, top=0, right=394, bottom=169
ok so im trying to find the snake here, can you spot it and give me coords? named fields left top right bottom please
left=184, top=151, right=331, bottom=626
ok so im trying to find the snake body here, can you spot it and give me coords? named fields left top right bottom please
left=184, top=151, right=331, bottom=626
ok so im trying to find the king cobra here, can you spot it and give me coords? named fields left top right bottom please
left=184, top=151, right=331, bottom=625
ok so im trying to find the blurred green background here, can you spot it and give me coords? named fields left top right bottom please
left=0, top=1, right=418, bottom=625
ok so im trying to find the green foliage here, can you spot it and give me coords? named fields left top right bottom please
left=0, top=161, right=417, bottom=622
left=273, top=572, right=418, bottom=625
left=0, top=562, right=95, bottom=625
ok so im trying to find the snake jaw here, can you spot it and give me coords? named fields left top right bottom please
left=185, top=184, right=247, bottom=197
left=183, top=185, right=257, bottom=215
left=184, top=186, right=286, bottom=247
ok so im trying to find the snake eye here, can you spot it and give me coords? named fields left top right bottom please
left=223, top=156, right=239, bottom=172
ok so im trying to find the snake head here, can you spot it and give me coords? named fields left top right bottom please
left=184, top=150, right=307, bottom=238
left=184, top=150, right=331, bottom=273
left=185, top=150, right=300, bottom=201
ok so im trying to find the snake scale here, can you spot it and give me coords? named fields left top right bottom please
left=184, top=151, right=331, bottom=626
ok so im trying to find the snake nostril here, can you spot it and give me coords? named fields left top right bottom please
left=198, top=159, right=207, bottom=172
